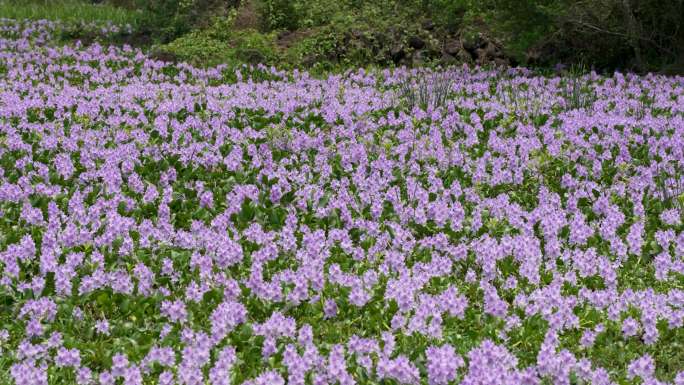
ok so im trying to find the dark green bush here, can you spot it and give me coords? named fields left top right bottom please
left=469, top=0, right=684, bottom=71
left=159, top=23, right=278, bottom=67
left=559, top=0, right=684, bottom=71
left=256, top=0, right=299, bottom=31
left=157, top=32, right=228, bottom=65
left=284, top=14, right=418, bottom=69
left=136, top=0, right=237, bottom=43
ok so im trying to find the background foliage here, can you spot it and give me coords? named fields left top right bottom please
left=1, top=0, right=682, bottom=72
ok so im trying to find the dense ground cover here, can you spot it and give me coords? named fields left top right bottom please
left=0, top=18, right=683, bottom=385
left=0, top=1, right=140, bottom=27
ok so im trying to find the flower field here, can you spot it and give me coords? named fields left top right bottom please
left=1, top=18, right=684, bottom=385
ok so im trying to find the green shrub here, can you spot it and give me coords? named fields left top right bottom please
left=256, top=0, right=299, bottom=31
left=204, top=8, right=238, bottom=40
left=230, top=29, right=279, bottom=64
left=285, top=27, right=339, bottom=67
left=285, top=20, right=389, bottom=70
left=291, top=0, right=348, bottom=29
left=136, top=0, right=236, bottom=43
left=160, top=26, right=278, bottom=67
left=391, top=0, right=469, bottom=30
left=159, top=31, right=229, bottom=66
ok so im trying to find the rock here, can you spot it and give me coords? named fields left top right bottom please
left=456, top=48, right=474, bottom=64
left=462, top=33, right=484, bottom=53
left=525, top=47, right=542, bottom=64
left=412, top=50, right=426, bottom=67
left=483, top=42, right=498, bottom=59
left=493, top=57, right=510, bottom=67
left=149, top=50, right=178, bottom=63
left=277, top=30, right=290, bottom=40
left=484, top=42, right=498, bottom=57
left=439, top=53, right=458, bottom=66
left=390, top=44, right=406, bottom=63
left=422, top=19, right=435, bottom=31
left=474, top=41, right=503, bottom=64
left=302, top=54, right=318, bottom=67
left=475, top=47, right=488, bottom=64
left=444, top=39, right=461, bottom=56
left=409, top=36, right=426, bottom=50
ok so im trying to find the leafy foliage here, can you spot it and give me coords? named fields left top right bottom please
left=135, top=0, right=236, bottom=43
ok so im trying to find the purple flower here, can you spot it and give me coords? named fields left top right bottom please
left=426, top=344, right=464, bottom=385
left=95, top=319, right=110, bottom=336
left=622, top=317, right=640, bottom=338
left=210, top=301, right=247, bottom=343
left=55, top=347, right=81, bottom=368
left=161, top=300, right=188, bottom=324
left=627, top=354, right=655, bottom=381
left=323, top=299, right=338, bottom=319
left=77, top=367, right=93, bottom=385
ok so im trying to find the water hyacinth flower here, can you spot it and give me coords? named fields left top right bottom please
left=426, top=344, right=464, bottom=385
left=622, top=317, right=640, bottom=338
left=95, top=319, right=110, bottom=336
left=627, top=354, right=655, bottom=381
left=76, top=367, right=93, bottom=385
left=323, top=298, right=338, bottom=319
left=55, top=347, right=81, bottom=368
left=160, top=300, right=188, bottom=324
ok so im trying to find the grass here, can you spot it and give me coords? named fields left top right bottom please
left=0, top=0, right=141, bottom=26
